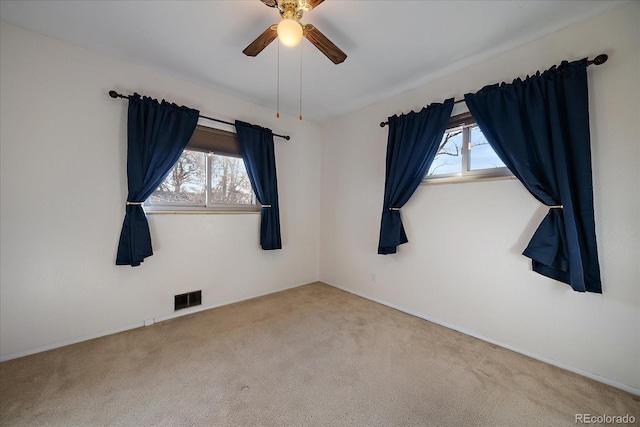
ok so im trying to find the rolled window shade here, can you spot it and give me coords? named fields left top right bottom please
left=187, top=125, right=240, bottom=157
left=446, top=111, right=474, bottom=129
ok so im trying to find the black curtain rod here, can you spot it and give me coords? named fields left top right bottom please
left=108, top=90, right=291, bottom=140
left=379, top=54, right=609, bottom=128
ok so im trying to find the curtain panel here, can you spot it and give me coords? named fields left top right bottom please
left=116, top=94, right=199, bottom=266
left=464, top=59, right=601, bottom=293
left=235, top=120, right=282, bottom=250
left=378, top=99, right=454, bottom=254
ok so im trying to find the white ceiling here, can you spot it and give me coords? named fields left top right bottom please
left=0, top=0, right=621, bottom=123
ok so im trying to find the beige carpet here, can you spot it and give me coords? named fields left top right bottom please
left=1, top=282, right=638, bottom=426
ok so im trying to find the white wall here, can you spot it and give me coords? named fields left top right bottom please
left=0, top=23, right=321, bottom=359
left=319, top=3, right=640, bottom=393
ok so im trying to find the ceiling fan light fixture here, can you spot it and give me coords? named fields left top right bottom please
left=277, top=18, right=303, bottom=47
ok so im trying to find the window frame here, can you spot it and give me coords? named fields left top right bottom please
left=144, top=124, right=260, bottom=214
left=423, top=112, right=513, bottom=184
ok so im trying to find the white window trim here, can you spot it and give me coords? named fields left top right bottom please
left=145, top=149, right=260, bottom=214
left=423, top=119, right=513, bottom=185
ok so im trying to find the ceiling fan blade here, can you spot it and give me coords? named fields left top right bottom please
left=260, top=0, right=277, bottom=7
left=303, top=24, right=347, bottom=64
left=243, top=25, right=278, bottom=57
left=306, top=0, right=324, bottom=8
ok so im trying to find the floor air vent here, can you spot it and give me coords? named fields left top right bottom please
left=175, top=290, right=202, bottom=311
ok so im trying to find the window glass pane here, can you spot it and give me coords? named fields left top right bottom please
left=469, top=126, right=506, bottom=171
left=210, top=155, right=254, bottom=205
left=149, top=150, right=206, bottom=204
left=427, top=129, right=463, bottom=176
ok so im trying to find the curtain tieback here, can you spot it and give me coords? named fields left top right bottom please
left=261, top=204, right=272, bottom=208
left=389, top=207, right=401, bottom=211
left=548, top=205, right=563, bottom=209
left=126, top=201, right=144, bottom=206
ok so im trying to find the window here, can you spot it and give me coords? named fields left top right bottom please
left=145, top=125, right=259, bottom=213
left=425, top=112, right=512, bottom=183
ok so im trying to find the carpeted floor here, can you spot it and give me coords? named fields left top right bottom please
left=1, top=282, right=638, bottom=426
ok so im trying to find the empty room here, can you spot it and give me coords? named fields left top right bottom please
left=0, top=1, right=638, bottom=426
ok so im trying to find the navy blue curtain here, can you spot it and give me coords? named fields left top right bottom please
left=464, top=59, right=601, bottom=293
left=116, top=94, right=199, bottom=266
left=235, top=120, right=282, bottom=250
left=378, top=99, right=454, bottom=254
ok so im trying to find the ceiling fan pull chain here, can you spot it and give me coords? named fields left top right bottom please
left=299, top=42, right=303, bottom=121
left=277, top=39, right=280, bottom=119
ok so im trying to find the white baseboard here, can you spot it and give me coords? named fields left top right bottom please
left=0, top=281, right=308, bottom=363
left=0, top=322, right=146, bottom=363
left=4, top=280, right=637, bottom=396
left=324, top=282, right=640, bottom=396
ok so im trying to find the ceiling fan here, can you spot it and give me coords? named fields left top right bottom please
left=243, top=0, right=347, bottom=65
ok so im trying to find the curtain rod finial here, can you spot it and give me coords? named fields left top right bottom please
left=592, top=54, right=608, bottom=65
left=109, top=90, right=120, bottom=99
left=587, top=54, right=608, bottom=66
left=380, top=122, right=387, bottom=128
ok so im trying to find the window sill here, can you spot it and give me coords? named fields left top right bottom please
left=145, top=206, right=261, bottom=215
left=422, top=174, right=516, bottom=185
